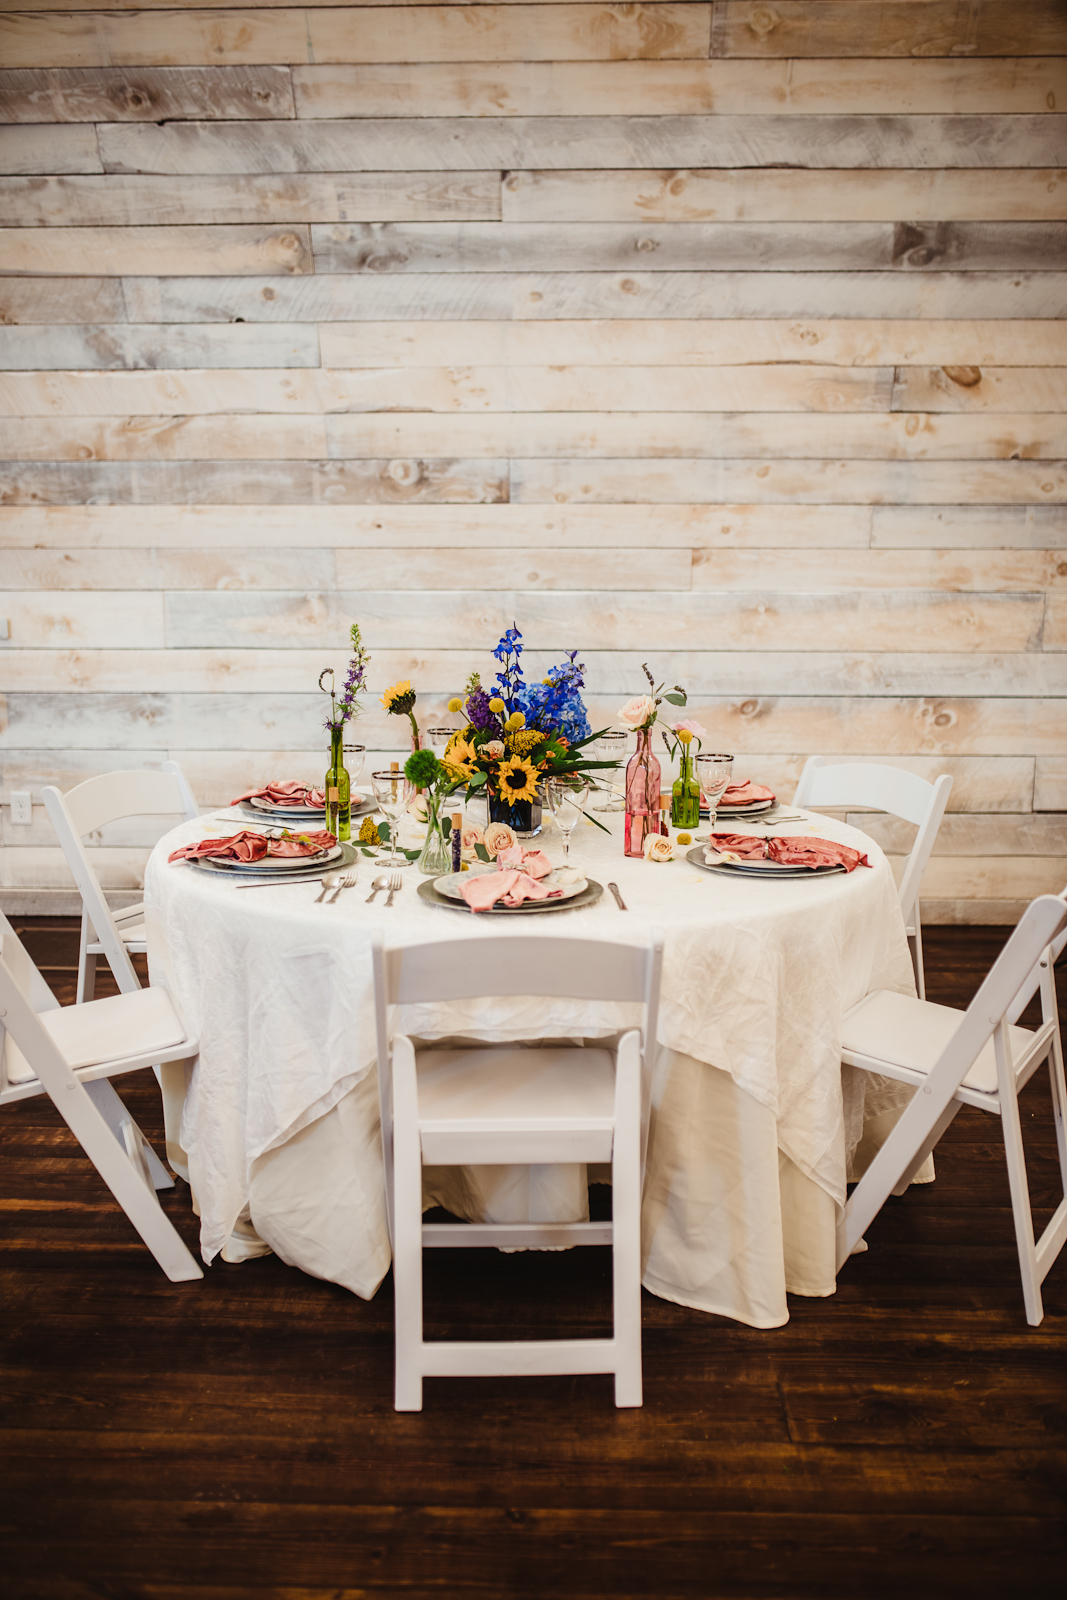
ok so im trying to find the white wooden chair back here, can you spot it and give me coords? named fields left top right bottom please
left=0, top=914, right=202, bottom=1281
left=42, top=762, right=199, bottom=998
left=373, top=932, right=663, bottom=1248
left=840, top=889, right=1067, bottom=1323
left=792, top=757, right=952, bottom=994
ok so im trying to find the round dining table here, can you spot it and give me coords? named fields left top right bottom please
left=145, top=802, right=920, bottom=1329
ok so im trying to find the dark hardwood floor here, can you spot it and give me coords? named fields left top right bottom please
left=2, top=919, right=1065, bottom=1598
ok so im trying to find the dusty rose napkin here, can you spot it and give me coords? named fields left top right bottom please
left=719, top=780, right=776, bottom=808
left=230, top=781, right=326, bottom=808
left=169, top=828, right=335, bottom=865
left=459, top=869, right=563, bottom=912
left=706, top=833, right=869, bottom=872
left=496, top=846, right=554, bottom=879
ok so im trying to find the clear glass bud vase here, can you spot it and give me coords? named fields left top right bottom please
left=324, top=725, right=351, bottom=841
left=624, top=727, right=661, bottom=858
left=416, top=798, right=452, bottom=875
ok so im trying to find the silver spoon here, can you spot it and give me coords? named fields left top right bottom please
left=313, top=871, right=340, bottom=903
left=365, top=873, right=391, bottom=903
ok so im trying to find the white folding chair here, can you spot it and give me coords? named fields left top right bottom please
left=373, top=930, right=663, bottom=1411
left=42, top=762, right=199, bottom=1004
left=837, top=890, right=1067, bottom=1325
left=0, top=912, right=203, bottom=1283
left=793, top=758, right=953, bottom=998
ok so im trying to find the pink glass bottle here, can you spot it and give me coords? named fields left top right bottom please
left=623, top=727, right=662, bottom=858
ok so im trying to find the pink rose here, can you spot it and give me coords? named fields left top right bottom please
left=619, top=695, right=656, bottom=729
left=673, top=718, right=707, bottom=743
left=482, top=821, right=518, bottom=858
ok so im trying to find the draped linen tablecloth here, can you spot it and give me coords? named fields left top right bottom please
left=145, top=807, right=918, bottom=1328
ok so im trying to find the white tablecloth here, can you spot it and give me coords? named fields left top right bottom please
left=145, top=807, right=917, bottom=1328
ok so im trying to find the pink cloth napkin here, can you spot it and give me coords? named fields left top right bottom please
left=496, top=846, right=554, bottom=879
left=459, top=869, right=563, bottom=912
left=169, top=828, right=335, bottom=865
left=230, top=781, right=326, bottom=808
left=719, top=780, right=776, bottom=808
left=707, top=833, right=869, bottom=872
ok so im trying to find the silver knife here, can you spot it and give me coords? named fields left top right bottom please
left=607, top=881, right=628, bottom=911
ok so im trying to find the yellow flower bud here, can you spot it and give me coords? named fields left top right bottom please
left=505, top=710, right=526, bottom=730
left=677, top=729, right=693, bottom=745
left=677, top=832, right=692, bottom=846
left=447, top=696, right=462, bottom=713
left=488, top=697, right=505, bottom=713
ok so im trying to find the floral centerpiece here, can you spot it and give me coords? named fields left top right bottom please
left=317, top=621, right=370, bottom=840
left=440, top=625, right=615, bottom=837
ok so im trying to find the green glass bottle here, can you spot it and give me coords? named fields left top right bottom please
left=325, top=725, right=351, bottom=841
left=671, top=745, right=701, bottom=830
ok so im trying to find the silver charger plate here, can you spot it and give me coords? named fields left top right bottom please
left=686, top=845, right=845, bottom=880
left=432, top=866, right=588, bottom=903
left=192, top=840, right=345, bottom=876
left=700, top=798, right=776, bottom=819
left=243, top=794, right=375, bottom=822
left=222, top=840, right=361, bottom=887
left=417, top=877, right=604, bottom=915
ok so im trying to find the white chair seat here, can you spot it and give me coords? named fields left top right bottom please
left=842, top=989, right=1034, bottom=1096
left=5, top=986, right=188, bottom=1086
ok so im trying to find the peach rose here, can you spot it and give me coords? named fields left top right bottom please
left=619, top=694, right=656, bottom=729
left=484, top=739, right=505, bottom=760
left=461, top=823, right=484, bottom=861
left=482, top=821, right=518, bottom=858
left=644, top=833, right=675, bottom=863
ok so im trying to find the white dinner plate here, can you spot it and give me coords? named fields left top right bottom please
left=432, top=866, right=588, bottom=902
left=686, top=845, right=845, bottom=879
left=192, top=841, right=345, bottom=876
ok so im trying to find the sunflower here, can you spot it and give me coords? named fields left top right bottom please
left=496, top=755, right=540, bottom=804
left=381, top=679, right=416, bottom=715
left=442, top=732, right=477, bottom=779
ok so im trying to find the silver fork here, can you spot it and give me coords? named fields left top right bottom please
left=384, top=868, right=403, bottom=907
left=328, top=869, right=359, bottom=903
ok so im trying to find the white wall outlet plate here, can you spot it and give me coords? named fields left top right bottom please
left=11, top=792, right=32, bottom=825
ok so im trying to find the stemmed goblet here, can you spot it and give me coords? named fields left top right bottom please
left=695, top=753, right=734, bottom=837
left=545, top=776, right=590, bottom=863
left=371, top=769, right=415, bottom=867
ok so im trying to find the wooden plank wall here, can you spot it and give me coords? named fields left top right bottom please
left=0, top=0, right=1065, bottom=920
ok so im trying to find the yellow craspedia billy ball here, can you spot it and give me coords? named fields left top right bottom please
left=677, top=729, right=693, bottom=745
left=677, top=832, right=692, bottom=846
left=447, top=696, right=462, bottom=713
left=488, top=697, right=505, bottom=713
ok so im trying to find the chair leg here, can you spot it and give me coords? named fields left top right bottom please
left=998, top=1062, right=1043, bottom=1326
left=157, top=1057, right=192, bottom=1183
left=909, top=913, right=925, bottom=1001
left=77, top=913, right=97, bottom=1005
left=57, top=1078, right=202, bottom=1282
left=83, top=1078, right=174, bottom=1190
left=611, top=1035, right=643, bottom=1408
left=391, top=1039, right=424, bottom=1412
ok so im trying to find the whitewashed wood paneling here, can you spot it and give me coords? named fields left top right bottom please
left=1, top=1, right=1063, bottom=921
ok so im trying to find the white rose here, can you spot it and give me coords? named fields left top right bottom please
left=484, top=739, right=505, bottom=760
left=644, top=833, right=675, bottom=863
left=619, top=695, right=656, bottom=729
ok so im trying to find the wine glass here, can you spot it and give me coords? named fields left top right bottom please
left=426, top=726, right=457, bottom=752
left=696, top=753, right=734, bottom=837
left=592, top=729, right=628, bottom=811
left=545, top=776, right=590, bottom=863
left=371, top=769, right=415, bottom=867
left=344, top=744, right=366, bottom=810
